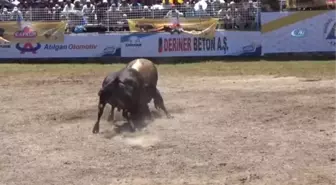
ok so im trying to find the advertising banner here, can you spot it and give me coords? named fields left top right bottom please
left=182, top=22, right=217, bottom=39
left=0, top=34, right=122, bottom=58
left=261, top=10, right=336, bottom=54
left=0, top=21, right=66, bottom=43
left=127, top=18, right=218, bottom=35
left=121, top=31, right=261, bottom=57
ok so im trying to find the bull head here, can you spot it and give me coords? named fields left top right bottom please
left=115, top=79, right=134, bottom=100
left=98, top=77, right=120, bottom=104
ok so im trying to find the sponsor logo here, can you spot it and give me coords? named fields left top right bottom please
left=158, top=36, right=229, bottom=53
left=291, top=28, right=307, bottom=38
left=44, top=44, right=98, bottom=51
left=102, top=46, right=116, bottom=55
left=0, top=40, right=10, bottom=49
left=16, top=43, right=41, bottom=54
left=0, top=44, right=10, bottom=49
left=324, top=18, right=336, bottom=47
left=97, top=46, right=118, bottom=57
left=242, top=44, right=255, bottom=52
left=14, top=26, right=37, bottom=38
left=125, top=36, right=142, bottom=47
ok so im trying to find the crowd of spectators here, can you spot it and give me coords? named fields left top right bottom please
left=0, top=0, right=260, bottom=31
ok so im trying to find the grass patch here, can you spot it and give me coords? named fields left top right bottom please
left=0, top=61, right=335, bottom=79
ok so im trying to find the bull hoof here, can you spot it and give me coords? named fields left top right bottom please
left=92, top=129, right=99, bottom=134
left=167, top=114, right=174, bottom=119
left=92, top=125, right=99, bottom=134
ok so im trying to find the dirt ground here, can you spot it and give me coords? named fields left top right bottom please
left=0, top=68, right=335, bottom=185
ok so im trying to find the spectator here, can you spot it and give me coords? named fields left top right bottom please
left=79, top=0, right=86, bottom=6
left=217, top=2, right=230, bottom=28
left=57, top=0, right=65, bottom=9
left=217, top=0, right=227, bottom=14
left=74, top=0, right=82, bottom=11
left=261, top=0, right=278, bottom=11
left=108, top=3, right=120, bottom=27
left=211, top=0, right=223, bottom=14
left=128, top=0, right=142, bottom=18
left=184, top=2, right=195, bottom=17
left=194, top=0, right=209, bottom=17
left=52, top=3, right=62, bottom=20
left=43, top=5, right=53, bottom=20
left=11, top=6, right=23, bottom=20
left=50, top=6, right=56, bottom=19
left=0, top=8, right=11, bottom=21
left=82, top=0, right=95, bottom=23
left=151, top=0, right=164, bottom=10
left=130, top=0, right=142, bottom=9
left=0, top=0, right=263, bottom=32
left=227, top=1, right=240, bottom=29
left=62, top=0, right=75, bottom=17
left=117, top=13, right=127, bottom=30
left=141, top=5, right=152, bottom=18
left=118, top=0, right=131, bottom=12
left=164, top=4, right=183, bottom=18
left=96, top=0, right=108, bottom=24
left=21, top=1, right=32, bottom=20
left=247, top=0, right=258, bottom=29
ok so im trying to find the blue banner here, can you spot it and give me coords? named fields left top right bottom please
left=120, top=31, right=261, bottom=57
left=261, top=10, right=336, bottom=54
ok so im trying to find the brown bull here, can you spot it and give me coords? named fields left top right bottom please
left=126, top=58, right=172, bottom=119
left=93, top=66, right=150, bottom=133
left=126, top=58, right=158, bottom=88
left=106, top=58, right=172, bottom=122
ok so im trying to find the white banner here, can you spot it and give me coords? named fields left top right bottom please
left=0, top=34, right=122, bottom=58
left=120, top=31, right=261, bottom=57
left=262, top=10, right=336, bottom=54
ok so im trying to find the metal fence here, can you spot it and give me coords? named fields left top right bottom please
left=0, top=1, right=261, bottom=31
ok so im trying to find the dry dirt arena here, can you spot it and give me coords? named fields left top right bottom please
left=0, top=65, right=335, bottom=185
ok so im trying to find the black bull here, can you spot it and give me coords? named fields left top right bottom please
left=92, top=59, right=172, bottom=134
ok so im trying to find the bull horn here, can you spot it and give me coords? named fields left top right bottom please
left=98, top=88, right=103, bottom=96
left=113, top=77, right=120, bottom=86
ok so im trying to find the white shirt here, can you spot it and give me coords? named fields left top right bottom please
left=82, top=4, right=95, bottom=15
left=62, top=3, right=75, bottom=12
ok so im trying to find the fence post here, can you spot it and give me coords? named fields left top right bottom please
left=29, top=6, right=32, bottom=21
left=106, top=5, right=110, bottom=32
left=256, top=0, right=261, bottom=31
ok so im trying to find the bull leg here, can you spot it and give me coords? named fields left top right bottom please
left=119, top=108, right=126, bottom=121
left=107, top=105, right=115, bottom=122
left=122, top=110, right=136, bottom=132
left=93, top=102, right=106, bottom=134
left=122, top=109, right=129, bottom=120
left=127, top=113, right=137, bottom=132
left=153, top=88, right=173, bottom=119
left=143, top=104, right=153, bottom=121
left=129, top=118, right=136, bottom=132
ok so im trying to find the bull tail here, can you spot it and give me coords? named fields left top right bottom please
left=153, top=88, right=172, bottom=118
